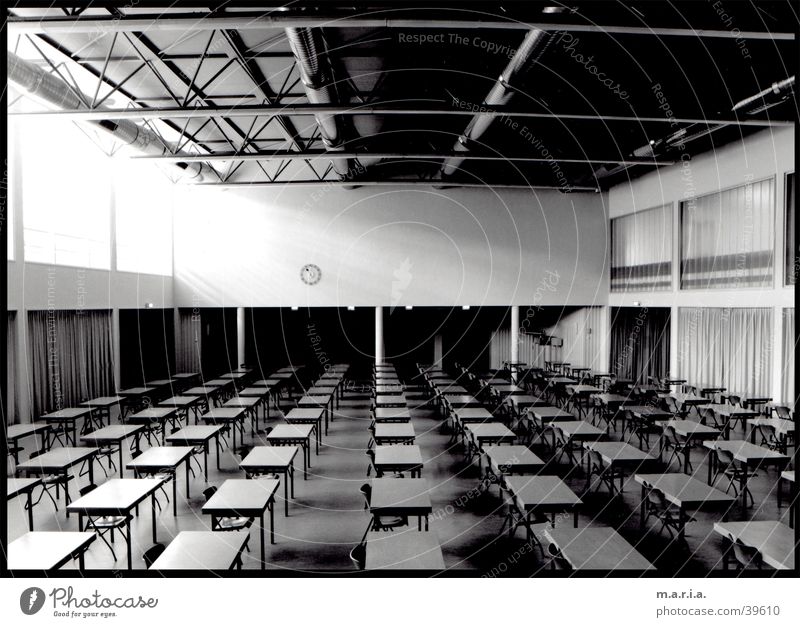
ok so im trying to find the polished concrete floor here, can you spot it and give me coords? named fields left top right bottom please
left=7, top=384, right=794, bottom=574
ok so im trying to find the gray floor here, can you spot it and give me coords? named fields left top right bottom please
left=7, top=386, right=794, bottom=573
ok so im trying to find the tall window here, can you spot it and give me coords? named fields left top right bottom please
left=115, top=159, right=174, bottom=276
left=680, top=178, right=774, bottom=290
left=610, top=204, right=672, bottom=292
left=786, top=172, right=796, bottom=285
left=21, top=119, right=112, bottom=269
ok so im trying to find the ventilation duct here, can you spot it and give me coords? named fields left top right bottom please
left=285, top=27, right=353, bottom=180
left=439, top=9, right=565, bottom=179
left=7, top=50, right=212, bottom=181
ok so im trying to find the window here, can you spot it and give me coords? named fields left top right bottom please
left=680, top=178, right=774, bottom=290
left=786, top=172, right=796, bottom=285
left=610, top=204, right=672, bottom=292
left=21, top=119, right=112, bottom=269
left=115, top=158, right=174, bottom=276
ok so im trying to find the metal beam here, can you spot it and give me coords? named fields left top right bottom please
left=7, top=14, right=795, bottom=40
left=131, top=150, right=675, bottom=166
left=196, top=179, right=599, bottom=191
left=11, top=104, right=792, bottom=127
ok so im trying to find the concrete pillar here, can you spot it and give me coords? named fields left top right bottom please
left=771, top=306, right=783, bottom=401
left=112, top=308, right=121, bottom=389
left=237, top=307, right=246, bottom=367
left=433, top=333, right=443, bottom=368
left=510, top=306, right=520, bottom=381
left=669, top=305, right=679, bottom=378
left=375, top=306, right=385, bottom=365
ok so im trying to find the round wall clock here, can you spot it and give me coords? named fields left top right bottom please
left=300, top=263, right=322, bottom=285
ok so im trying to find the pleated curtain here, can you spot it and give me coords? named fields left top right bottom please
left=611, top=205, right=672, bottom=292
left=6, top=312, right=19, bottom=424
left=176, top=309, right=203, bottom=372
left=681, top=178, right=774, bottom=289
left=678, top=307, right=772, bottom=397
left=610, top=308, right=671, bottom=382
left=786, top=172, right=796, bottom=285
left=782, top=308, right=795, bottom=408
left=28, top=310, right=114, bottom=418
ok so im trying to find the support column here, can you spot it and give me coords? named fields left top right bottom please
left=433, top=333, right=443, bottom=368
left=237, top=307, right=246, bottom=367
left=375, top=306, right=385, bottom=365
left=669, top=305, right=679, bottom=378
left=510, top=306, right=520, bottom=381
left=112, top=308, right=121, bottom=389
left=771, top=306, right=784, bottom=401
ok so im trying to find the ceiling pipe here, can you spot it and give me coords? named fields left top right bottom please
left=440, top=11, right=564, bottom=179
left=196, top=179, right=599, bottom=191
left=285, top=27, right=354, bottom=181
left=7, top=50, right=213, bottom=181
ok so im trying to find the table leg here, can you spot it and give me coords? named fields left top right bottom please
left=173, top=471, right=177, bottom=517
left=741, top=465, right=748, bottom=508
left=315, top=427, right=320, bottom=455
left=185, top=458, right=191, bottom=497
left=290, top=462, right=295, bottom=497
left=203, top=443, right=209, bottom=481
left=79, top=550, right=85, bottom=571
left=260, top=513, right=266, bottom=569
left=573, top=509, right=578, bottom=528
left=119, top=445, right=124, bottom=478
left=126, top=518, right=132, bottom=570
left=215, top=434, right=221, bottom=470
left=302, top=446, right=308, bottom=479
left=678, top=506, right=686, bottom=542
left=640, top=485, right=646, bottom=529
left=151, top=493, right=158, bottom=543
left=27, top=490, right=34, bottom=531
left=270, top=501, right=275, bottom=544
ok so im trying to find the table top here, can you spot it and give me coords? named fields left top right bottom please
left=285, top=407, right=325, bottom=421
left=592, top=393, right=630, bottom=405
left=507, top=395, right=549, bottom=407
left=446, top=395, right=482, bottom=407
left=40, top=407, right=91, bottom=420
left=200, top=407, right=246, bottom=421
left=543, top=526, right=655, bottom=571
left=237, top=387, right=271, bottom=397
left=365, top=530, right=445, bottom=570
left=454, top=407, right=496, bottom=421
left=484, top=445, right=544, bottom=471
left=147, top=379, right=176, bottom=386
left=374, top=407, right=412, bottom=421
left=703, top=440, right=789, bottom=463
left=634, top=473, right=735, bottom=508
left=7, top=423, right=51, bottom=439
left=713, top=520, right=794, bottom=570
left=172, top=372, right=200, bottom=379
left=747, top=417, right=795, bottom=435
left=661, top=420, right=721, bottom=438
left=369, top=478, right=431, bottom=512
left=781, top=470, right=794, bottom=483
left=252, top=379, right=281, bottom=387
left=80, top=424, right=145, bottom=444
left=7, top=477, right=42, bottom=498
left=504, top=475, right=582, bottom=510
left=205, top=379, right=234, bottom=386
left=439, top=387, right=471, bottom=396
left=127, top=446, right=194, bottom=470
left=376, top=395, right=407, bottom=406
left=159, top=396, right=201, bottom=408
left=240, top=445, right=298, bottom=469
left=165, top=425, right=225, bottom=443
left=184, top=386, right=221, bottom=395
left=150, top=531, right=249, bottom=570
left=219, top=373, right=247, bottom=379
left=67, top=478, right=164, bottom=514
left=553, top=420, right=606, bottom=439
left=80, top=396, right=125, bottom=407
left=465, top=424, right=515, bottom=440
left=585, top=441, right=656, bottom=465
left=376, top=385, right=405, bottom=393
left=670, top=394, right=711, bottom=405
left=127, top=407, right=177, bottom=421
left=628, top=406, right=672, bottom=419
left=705, top=403, right=758, bottom=416
left=374, top=445, right=424, bottom=467
left=117, top=387, right=156, bottom=395
left=530, top=407, right=574, bottom=422
left=202, top=479, right=279, bottom=515
left=224, top=397, right=260, bottom=408
left=17, top=447, right=98, bottom=472
left=567, top=385, right=603, bottom=395
left=267, top=424, right=314, bottom=440
left=492, top=385, right=526, bottom=395
left=8, top=531, right=96, bottom=570
left=296, top=395, right=331, bottom=406
left=546, top=377, right=578, bottom=385
left=374, top=423, right=416, bottom=438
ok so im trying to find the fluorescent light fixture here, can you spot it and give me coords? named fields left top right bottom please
left=405, top=306, right=413, bottom=310
left=291, top=306, right=299, bottom=311
left=145, top=302, right=154, bottom=309
left=462, top=305, right=470, bottom=311
left=347, top=306, right=355, bottom=311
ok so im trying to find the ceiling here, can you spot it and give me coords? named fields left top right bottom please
left=6, top=2, right=798, bottom=191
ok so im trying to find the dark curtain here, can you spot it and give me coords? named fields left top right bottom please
left=610, top=307, right=671, bottom=383
left=6, top=312, right=18, bottom=424
left=119, top=309, right=175, bottom=388
left=786, top=172, right=796, bottom=285
left=29, top=309, right=114, bottom=417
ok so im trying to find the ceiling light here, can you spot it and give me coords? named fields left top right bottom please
left=405, top=306, right=413, bottom=311
left=462, top=306, right=470, bottom=311
left=347, top=306, right=355, bottom=311
left=291, top=306, right=299, bottom=311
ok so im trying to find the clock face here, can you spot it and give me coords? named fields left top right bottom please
left=300, top=263, right=321, bottom=285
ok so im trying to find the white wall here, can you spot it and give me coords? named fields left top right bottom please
left=607, top=127, right=794, bottom=400
left=172, top=185, right=610, bottom=308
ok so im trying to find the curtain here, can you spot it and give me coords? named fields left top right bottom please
left=678, top=307, right=772, bottom=397
left=782, top=308, right=795, bottom=408
left=6, top=312, right=19, bottom=424
left=545, top=307, right=609, bottom=370
left=28, top=310, right=114, bottom=417
left=681, top=178, right=774, bottom=289
left=489, top=328, right=545, bottom=369
left=611, top=204, right=672, bottom=292
left=610, top=308, right=670, bottom=382
left=786, top=172, right=796, bottom=285
left=176, top=309, right=202, bottom=372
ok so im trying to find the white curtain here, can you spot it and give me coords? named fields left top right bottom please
left=681, top=178, right=774, bottom=289
left=490, top=328, right=545, bottom=370
left=6, top=312, right=19, bottom=424
left=611, top=204, right=672, bottom=292
left=545, top=307, right=608, bottom=370
left=176, top=309, right=202, bottom=372
left=782, top=308, right=795, bottom=408
left=678, top=308, right=772, bottom=397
